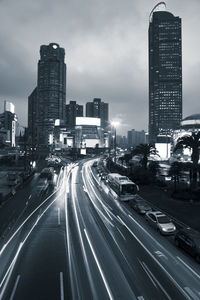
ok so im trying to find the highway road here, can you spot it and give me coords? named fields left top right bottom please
left=0, top=159, right=200, bottom=299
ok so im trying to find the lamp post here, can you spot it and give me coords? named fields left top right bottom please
left=111, top=121, right=119, bottom=164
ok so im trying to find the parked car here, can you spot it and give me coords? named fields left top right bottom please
left=145, top=211, right=176, bottom=235
left=131, top=200, right=152, bottom=214
left=175, top=228, right=200, bottom=263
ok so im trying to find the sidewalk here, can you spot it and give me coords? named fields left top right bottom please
left=139, top=185, right=200, bottom=232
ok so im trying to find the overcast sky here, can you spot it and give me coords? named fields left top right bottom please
left=0, top=0, right=199, bottom=135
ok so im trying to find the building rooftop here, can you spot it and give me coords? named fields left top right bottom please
left=182, top=114, right=200, bottom=121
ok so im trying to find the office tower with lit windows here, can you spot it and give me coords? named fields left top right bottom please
left=148, top=3, right=182, bottom=144
left=86, top=98, right=109, bottom=130
left=66, top=101, right=83, bottom=129
left=28, top=87, right=37, bottom=146
left=37, top=43, right=66, bottom=145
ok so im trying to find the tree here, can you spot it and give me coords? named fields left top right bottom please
left=168, top=162, right=183, bottom=191
left=174, top=132, right=200, bottom=187
left=132, top=144, right=159, bottom=169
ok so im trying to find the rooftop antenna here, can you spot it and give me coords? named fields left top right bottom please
left=149, top=2, right=166, bottom=23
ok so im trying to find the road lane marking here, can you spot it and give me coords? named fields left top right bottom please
left=58, top=208, right=61, bottom=225
left=117, top=216, right=191, bottom=300
left=155, top=251, right=167, bottom=260
left=84, top=229, right=114, bottom=300
left=28, top=195, right=31, bottom=199
left=60, top=272, right=64, bottom=300
left=116, top=227, right=126, bottom=241
left=0, top=243, right=23, bottom=299
left=9, top=275, right=20, bottom=300
left=184, top=287, right=199, bottom=300
left=71, top=168, right=98, bottom=299
left=177, top=256, right=200, bottom=281
left=140, top=261, right=172, bottom=299
left=0, top=186, right=60, bottom=257
left=137, top=297, right=145, bottom=300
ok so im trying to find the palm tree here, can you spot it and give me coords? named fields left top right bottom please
left=168, top=162, right=183, bottom=191
left=132, top=144, right=159, bottom=169
left=174, top=132, right=200, bottom=187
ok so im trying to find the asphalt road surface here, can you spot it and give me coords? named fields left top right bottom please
left=0, top=159, right=200, bottom=300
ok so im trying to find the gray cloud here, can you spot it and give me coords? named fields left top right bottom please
left=0, top=0, right=199, bottom=135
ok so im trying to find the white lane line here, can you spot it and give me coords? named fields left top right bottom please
left=60, top=272, right=64, bottom=300
left=117, top=216, right=191, bottom=300
left=177, top=256, right=200, bottom=280
left=28, top=195, right=31, bottom=199
left=137, top=296, right=145, bottom=300
left=184, top=287, right=199, bottom=300
left=9, top=275, right=20, bottom=300
left=58, top=208, right=61, bottom=225
left=141, top=261, right=172, bottom=299
left=0, top=243, right=23, bottom=299
left=116, top=227, right=126, bottom=241
left=84, top=229, right=114, bottom=300
left=0, top=186, right=60, bottom=257
left=139, top=260, right=157, bottom=288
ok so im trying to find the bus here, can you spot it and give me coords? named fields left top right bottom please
left=107, top=173, right=139, bottom=202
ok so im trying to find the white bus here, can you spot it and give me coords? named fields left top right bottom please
left=107, top=173, right=139, bottom=202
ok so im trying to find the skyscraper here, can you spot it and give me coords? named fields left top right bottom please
left=28, top=87, right=37, bottom=146
left=37, top=43, right=66, bottom=145
left=148, top=3, right=182, bottom=144
left=86, top=98, right=109, bottom=130
left=66, top=101, right=83, bottom=129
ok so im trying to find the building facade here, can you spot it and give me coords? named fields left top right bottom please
left=127, top=129, right=146, bottom=148
left=149, top=4, right=182, bottom=144
left=86, top=98, right=109, bottom=130
left=0, top=101, right=17, bottom=147
left=36, top=43, right=66, bottom=145
left=66, top=101, right=83, bottom=129
left=28, top=87, right=37, bottom=146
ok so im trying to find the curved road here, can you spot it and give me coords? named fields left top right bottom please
left=0, top=159, right=200, bottom=299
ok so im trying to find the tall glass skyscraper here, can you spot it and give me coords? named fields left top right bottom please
left=148, top=3, right=182, bottom=144
left=37, top=43, right=66, bottom=145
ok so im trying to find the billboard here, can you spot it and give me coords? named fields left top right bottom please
left=76, top=117, right=101, bottom=127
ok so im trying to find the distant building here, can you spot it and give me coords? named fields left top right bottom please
left=66, top=101, right=83, bottom=129
left=149, top=3, right=182, bottom=143
left=116, top=135, right=127, bottom=149
left=86, top=98, right=109, bottom=130
left=28, top=87, right=37, bottom=146
left=0, top=101, right=17, bottom=147
left=127, top=129, right=146, bottom=148
left=36, top=43, right=66, bottom=145
left=75, top=117, right=106, bottom=151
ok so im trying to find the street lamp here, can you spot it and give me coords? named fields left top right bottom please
left=111, top=121, right=119, bottom=164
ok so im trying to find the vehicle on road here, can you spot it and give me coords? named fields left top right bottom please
left=107, top=173, right=139, bottom=201
left=130, top=200, right=152, bottom=214
left=92, top=161, right=98, bottom=167
left=145, top=211, right=176, bottom=235
left=40, top=167, right=54, bottom=180
left=174, top=228, right=200, bottom=263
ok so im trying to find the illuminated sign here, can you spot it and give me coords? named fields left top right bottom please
left=76, top=117, right=101, bottom=126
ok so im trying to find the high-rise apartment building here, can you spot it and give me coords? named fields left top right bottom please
left=37, top=43, right=66, bottom=144
left=127, top=129, right=146, bottom=148
left=86, top=98, right=109, bottom=130
left=28, top=87, right=37, bottom=146
left=0, top=101, right=17, bottom=147
left=66, top=101, right=83, bottom=128
left=149, top=3, right=182, bottom=144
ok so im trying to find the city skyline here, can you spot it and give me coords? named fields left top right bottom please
left=0, top=0, right=200, bottom=135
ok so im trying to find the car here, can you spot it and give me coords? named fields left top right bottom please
left=100, top=172, right=107, bottom=181
left=174, top=228, right=200, bottom=263
left=92, top=161, right=98, bottom=167
left=145, top=211, right=176, bottom=235
left=131, top=201, right=152, bottom=214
